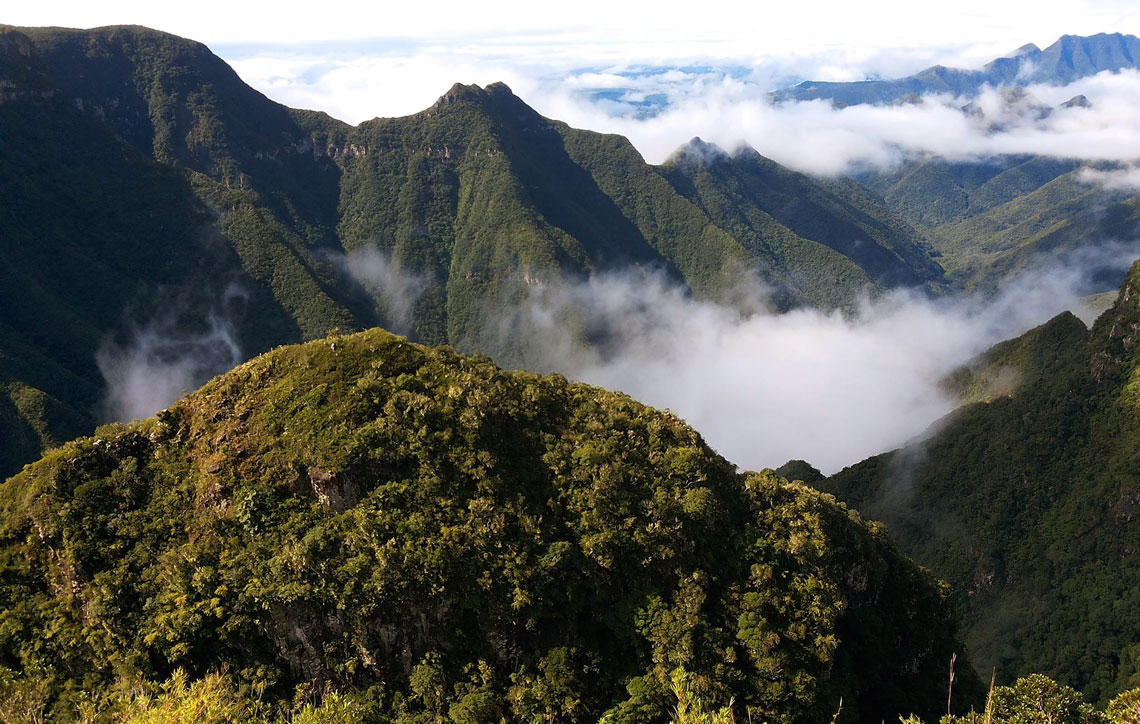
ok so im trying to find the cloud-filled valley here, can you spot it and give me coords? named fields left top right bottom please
left=493, top=242, right=1134, bottom=474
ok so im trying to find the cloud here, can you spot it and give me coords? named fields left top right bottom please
left=95, top=288, right=244, bottom=423
left=497, top=242, right=1137, bottom=474
left=226, top=34, right=1140, bottom=177
left=1079, top=164, right=1140, bottom=192
left=333, top=246, right=429, bottom=334
left=546, top=70, right=1140, bottom=174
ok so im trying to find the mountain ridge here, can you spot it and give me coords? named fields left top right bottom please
left=814, top=259, right=1140, bottom=703
left=0, top=23, right=947, bottom=478
left=773, top=32, right=1140, bottom=106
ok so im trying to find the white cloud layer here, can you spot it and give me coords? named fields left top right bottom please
left=504, top=244, right=1136, bottom=474
left=222, top=45, right=1140, bottom=177
left=11, top=0, right=1140, bottom=56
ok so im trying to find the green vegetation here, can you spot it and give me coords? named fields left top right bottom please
left=0, top=328, right=973, bottom=723
left=892, top=674, right=1140, bottom=724
left=819, top=260, right=1140, bottom=704
left=6, top=25, right=1138, bottom=720
left=658, top=139, right=943, bottom=308
left=859, top=156, right=1140, bottom=293
left=1, top=25, right=950, bottom=477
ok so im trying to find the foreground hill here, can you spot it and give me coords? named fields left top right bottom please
left=0, top=328, right=973, bottom=723
left=774, top=33, right=1140, bottom=106
left=817, top=259, right=1140, bottom=703
left=0, top=24, right=943, bottom=478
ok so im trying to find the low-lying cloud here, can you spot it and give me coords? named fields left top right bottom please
left=1079, top=164, right=1140, bottom=192
left=96, top=295, right=244, bottom=423
left=501, top=242, right=1137, bottom=474
left=335, top=246, right=429, bottom=334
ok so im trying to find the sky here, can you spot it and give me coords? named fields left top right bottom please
left=11, top=0, right=1140, bottom=175
left=10, top=0, right=1140, bottom=121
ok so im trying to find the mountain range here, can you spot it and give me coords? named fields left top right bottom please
left=773, top=32, right=1140, bottom=105
left=3, top=22, right=1140, bottom=722
left=0, top=24, right=946, bottom=479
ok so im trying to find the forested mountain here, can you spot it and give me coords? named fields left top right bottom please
left=816, top=259, right=1140, bottom=704
left=773, top=33, right=1140, bottom=105
left=856, top=155, right=1140, bottom=292
left=0, top=24, right=944, bottom=479
left=5, top=20, right=1140, bottom=724
left=0, top=328, right=977, bottom=724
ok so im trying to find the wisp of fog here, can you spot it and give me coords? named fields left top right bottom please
left=96, top=307, right=242, bottom=424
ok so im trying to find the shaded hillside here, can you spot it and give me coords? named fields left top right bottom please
left=0, top=24, right=944, bottom=477
left=0, top=328, right=975, bottom=724
left=0, top=27, right=314, bottom=476
left=659, top=138, right=943, bottom=308
left=818, top=260, right=1140, bottom=704
left=774, top=33, right=1140, bottom=106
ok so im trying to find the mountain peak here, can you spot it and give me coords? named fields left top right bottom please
left=432, top=81, right=520, bottom=108
left=668, top=136, right=729, bottom=166
left=434, top=81, right=487, bottom=106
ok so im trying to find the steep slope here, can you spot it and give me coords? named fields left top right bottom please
left=0, top=27, right=294, bottom=472
left=658, top=138, right=943, bottom=307
left=326, top=82, right=686, bottom=354
left=14, top=25, right=370, bottom=338
left=774, top=33, right=1140, bottom=106
left=0, top=328, right=975, bottom=724
left=818, top=261, right=1140, bottom=704
left=324, top=83, right=943, bottom=353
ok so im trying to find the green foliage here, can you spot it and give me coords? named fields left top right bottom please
left=0, top=28, right=949, bottom=478
left=665, top=668, right=736, bottom=724
left=119, top=670, right=265, bottom=724
left=942, top=675, right=1107, bottom=724
left=821, top=261, right=1140, bottom=704
left=0, top=328, right=968, bottom=723
left=1107, top=688, right=1140, bottom=724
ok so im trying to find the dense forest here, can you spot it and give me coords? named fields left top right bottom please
left=818, top=259, right=1140, bottom=705
left=2, top=329, right=974, bottom=723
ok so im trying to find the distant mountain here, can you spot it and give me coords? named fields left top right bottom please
left=814, top=260, right=1140, bottom=703
left=0, top=24, right=945, bottom=478
left=0, top=327, right=977, bottom=723
left=856, top=155, right=1140, bottom=293
left=773, top=33, right=1140, bottom=105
